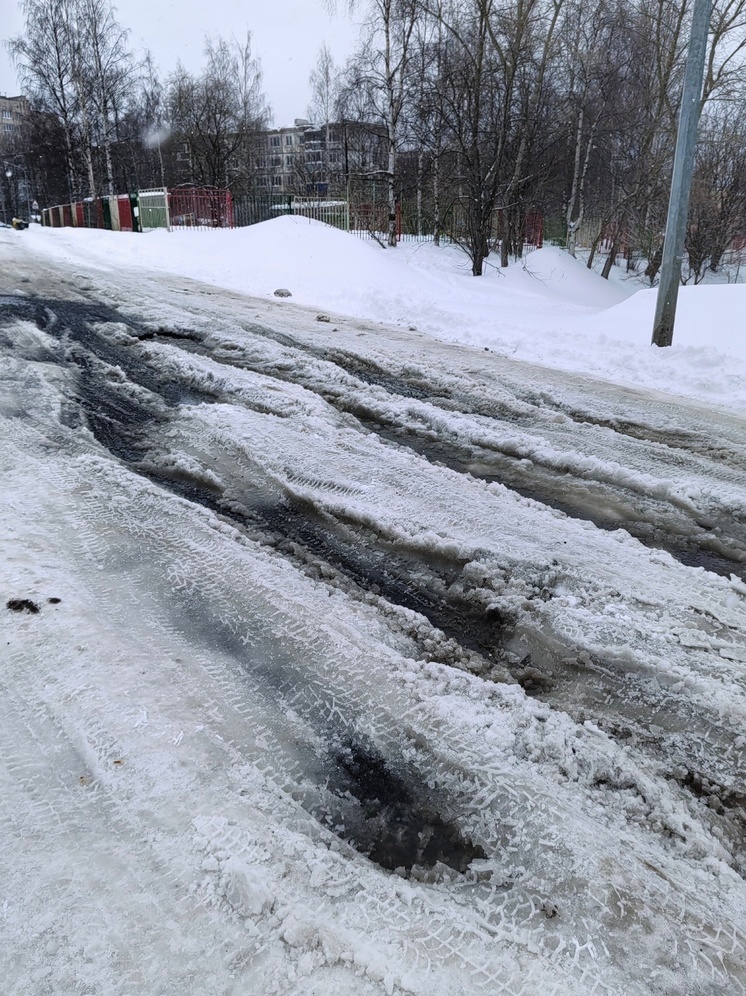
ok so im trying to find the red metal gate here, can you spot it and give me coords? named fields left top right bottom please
left=116, top=194, right=133, bottom=232
left=168, top=187, right=234, bottom=230
left=525, top=212, right=544, bottom=249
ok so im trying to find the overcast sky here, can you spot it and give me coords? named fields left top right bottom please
left=0, top=0, right=361, bottom=126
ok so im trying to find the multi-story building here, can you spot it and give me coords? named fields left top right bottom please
left=0, top=95, right=30, bottom=144
left=256, top=118, right=387, bottom=196
left=256, top=119, right=320, bottom=195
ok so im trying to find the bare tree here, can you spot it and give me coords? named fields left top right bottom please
left=140, top=51, right=168, bottom=186
left=561, top=0, right=627, bottom=257
left=309, top=43, right=339, bottom=139
left=683, top=107, right=746, bottom=281
left=168, top=34, right=269, bottom=190
left=8, top=0, right=79, bottom=198
left=78, top=0, right=137, bottom=196
left=340, top=0, right=419, bottom=245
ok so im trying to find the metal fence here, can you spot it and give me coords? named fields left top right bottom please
left=233, top=194, right=350, bottom=232
left=233, top=193, right=291, bottom=228
left=292, top=198, right=350, bottom=230
left=169, top=187, right=233, bottom=230
left=39, top=188, right=545, bottom=255
left=41, top=187, right=231, bottom=234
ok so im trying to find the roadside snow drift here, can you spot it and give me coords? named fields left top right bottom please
left=26, top=216, right=746, bottom=414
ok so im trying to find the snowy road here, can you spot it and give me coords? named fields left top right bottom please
left=1, top=231, right=746, bottom=995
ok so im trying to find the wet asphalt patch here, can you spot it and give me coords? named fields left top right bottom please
left=167, top=584, right=485, bottom=876
left=331, top=736, right=485, bottom=873
left=1, top=293, right=490, bottom=877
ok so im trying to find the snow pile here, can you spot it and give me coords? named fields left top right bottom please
left=24, top=217, right=746, bottom=412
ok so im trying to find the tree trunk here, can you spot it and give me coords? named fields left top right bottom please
left=566, top=107, right=584, bottom=257
left=645, top=242, right=664, bottom=284
left=514, top=209, right=524, bottom=259
left=387, top=141, right=397, bottom=247
left=471, top=239, right=486, bottom=276
left=433, top=155, right=440, bottom=246
left=566, top=221, right=578, bottom=258
left=601, top=241, right=618, bottom=280
left=103, top=132, right=115, bottom=196
left=500, top=210, right=509, bottom=268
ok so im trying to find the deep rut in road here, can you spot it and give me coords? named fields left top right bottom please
left=150, top=321, right=746, bottom=582
left=4, top=293, right=745, bottom=875
left=4, top=293, right=745, bottom=580
left=1, top=294, right=494, bottom=875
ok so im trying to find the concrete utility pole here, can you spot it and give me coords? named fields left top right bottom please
left=651, top=0, right=713, bottom=347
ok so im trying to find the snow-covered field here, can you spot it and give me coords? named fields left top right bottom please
left=1, top=221, right=745, bottom=995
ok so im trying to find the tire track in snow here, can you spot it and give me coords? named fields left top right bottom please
left=145, top=318, right=746, bottom=582
left=3, top=271, right=746, bottom=993
left=6, top=291, right=745, bottom=864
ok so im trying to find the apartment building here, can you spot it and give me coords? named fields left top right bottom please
left=256, top=118, right=386, bottom=196
left=256, top=119, right=325, bottom=195
left=0, top=95, right=30, bottom=142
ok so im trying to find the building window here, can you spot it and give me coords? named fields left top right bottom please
left=285, top=155, right=293, bottom=167
left=285, top=135, right=293, bottom=145
left=2, top=110, right=11, bottom=119
left=272, top=176, right=282, bottom=186
left=270, top=136, right=281, bottom=147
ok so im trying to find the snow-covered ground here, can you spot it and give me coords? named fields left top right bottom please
left=24, top=215, right=746, bottom=414
left=1, top=222, right=745, bottom=995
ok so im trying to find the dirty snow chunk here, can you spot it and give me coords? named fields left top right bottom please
left=316, top=314, right=331, bottom=323
left=219, top=856, right=275, bottom=917
left=274, top=288, right=292, bottom=298
left=719, top=645, right=746, bottom=663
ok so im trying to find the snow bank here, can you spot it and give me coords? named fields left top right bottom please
left=25, top=217, right=746, bottom=413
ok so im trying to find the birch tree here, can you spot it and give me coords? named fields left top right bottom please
left=341, top=0, right=420, bottom=245
left=8, top=0, right=79, bottom=198
left=78, top=0, right=136, bottom=196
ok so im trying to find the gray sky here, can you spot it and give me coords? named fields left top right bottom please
left=0, top=0, right=360, bottom=126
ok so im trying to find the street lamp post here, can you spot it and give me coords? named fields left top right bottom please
left=651, top=0, right=713, bottom=347
left=2, top=159, right=32, bottom=223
